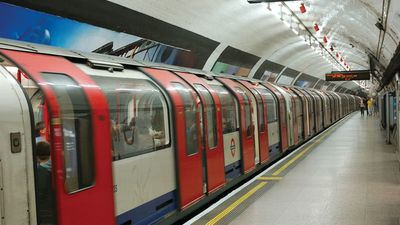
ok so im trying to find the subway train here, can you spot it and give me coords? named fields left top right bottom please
left=0, top=39, right=360, bottom=225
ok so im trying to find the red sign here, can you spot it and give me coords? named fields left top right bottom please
left=300, top=3, right=306, bottom=13
left=325, top=70, right=370, bottom=81
left=314, top=23, right=319, bottom=32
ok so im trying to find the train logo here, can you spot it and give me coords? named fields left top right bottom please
left=230, top=138, right=236, bottom=157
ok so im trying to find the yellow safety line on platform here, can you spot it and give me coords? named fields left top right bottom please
left=257, top=176, right=283, bottom=181
left=206, top=182, right=267, bottom=225
left=272, top=124, right=338, bottom=176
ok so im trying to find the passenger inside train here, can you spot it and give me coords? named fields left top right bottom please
left=36, top=141, right=56, bottom=225
left=35, top=122, right=47, bottom=143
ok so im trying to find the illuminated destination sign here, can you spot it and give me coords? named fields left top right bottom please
left=325, top=70, right=371, bottom=81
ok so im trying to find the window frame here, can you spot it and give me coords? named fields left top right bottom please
left=193, top=84, right=218, bottom=150
left=41, top=72, right=95, bottom=193
left=91, top=76, right=171, bottom=160
left=171, top=82, right=202, bottom=156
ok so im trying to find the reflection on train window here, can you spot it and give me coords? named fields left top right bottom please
left=211, top=85, right=238, bottom=134
left=31, top=91, right=45, bottom=123
left=194, top=84, right=217, bottom=149
left=171, top=82, right=200, bottom=156
left=92, top=76, right=170, bottom=160
left=235, top=87, right=252, bottom=137
left=41, top=73, right=94, bottom=193
left=257, top=88, right=278, bottom=123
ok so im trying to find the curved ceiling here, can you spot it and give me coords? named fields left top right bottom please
left=4, top=0, right=398, bottom=93
left=107, top=0, right=398, bottom=92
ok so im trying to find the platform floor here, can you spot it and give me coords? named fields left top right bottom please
left=190, top=113, right=400, bottom=225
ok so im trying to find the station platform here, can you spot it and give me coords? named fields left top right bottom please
left=187, top=113, right=400, bottom=225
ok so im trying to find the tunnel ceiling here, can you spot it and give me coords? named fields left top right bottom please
left=3, top=0, right=399, bottom=93
left=109, top=0, right=399, bottom=86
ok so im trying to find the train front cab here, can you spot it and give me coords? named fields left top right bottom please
left=0, top=50, right=116, bottom=225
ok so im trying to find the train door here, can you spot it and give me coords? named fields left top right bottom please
left=263, top=83, right=289, bottom=152
left=239, top=80, right=270, bottom=164
left=174, top=72, right=225, bottom=193
left=217, top=78, right=256, bottom=174
left=257, top=87, right=281, bottom=159
left=314, top=91, right=326, bottom=128
left=310, top=91, right=323, bottom=132
left=315, top=91, right=330, bottom=127
left=234, top=83, right=259, bottom=164
left=1, top=50, right=115, bottom=225
left=291, top=88, right=310, bottom=139
left=286, top=88, right=303, bottom=143
left=141, top=68, right=204, bottom=209
left=332, top=92, right=343, bottom=118
left=334, top=93, right=340, bottom=121
left=209, top=83, right=241, bottom=180
left=324, top=93, right=332, bottom=126
left=272, top=85, right=296, bottom=147
left=301, top=89, right=315, bottom=135
left=325, top=93, right=335, bottom=124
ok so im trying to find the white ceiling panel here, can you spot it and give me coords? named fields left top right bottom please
left=108, top=0, right=398, bottom=91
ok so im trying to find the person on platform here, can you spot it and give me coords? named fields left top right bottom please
left=360, top=100, right=365, bottom=116
left=363, top=98, right=369, bottom=116
left=367, top=98, right=374, bottom=116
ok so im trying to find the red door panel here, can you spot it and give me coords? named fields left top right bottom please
left=1, top=50, right=115, bottom=225
left=239, top=81, right=269, bottom=164
left=289, top=94, right=299, bottom=145
left=174, top=72, right=225, bottom=193
left=217, top=78, right=255, bottom=173
left=141, top=68, right=204, bottom=209
left=290, top=88, right=309, bottom=139
left=263, top=82, right=289, bottom=152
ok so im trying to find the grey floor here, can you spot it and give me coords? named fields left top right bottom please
left=230, top=114, right=400, bottom=225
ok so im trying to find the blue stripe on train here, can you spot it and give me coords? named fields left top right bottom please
left=117, top=190, right=177, bottom=225
left=225, top=161, right=241, bottom=180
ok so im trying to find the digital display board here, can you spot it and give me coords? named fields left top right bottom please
left=325, top=70, right=370, bottom=81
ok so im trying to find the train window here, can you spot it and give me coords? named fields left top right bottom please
left=257, top=88, right=278, bottom=123
left=91, top=76, right=170, bottom=160
left=41, top=73, right=94, bottom=193
left=211, top=85, right=239, bottom=134
left=234, top=88, right=252, bottom=137
left=171, top=82, right=200, bottom=156
left=31, top=91, right=45, bottom=123
left=194, top=84, right=217, bottom=149
left=251, top=90, right=265, bottom=132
